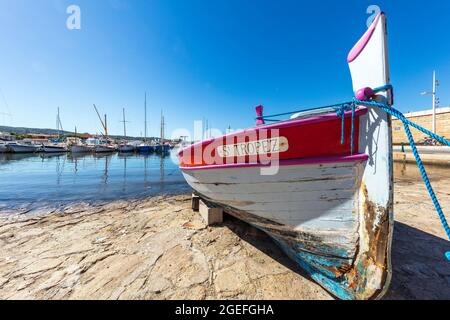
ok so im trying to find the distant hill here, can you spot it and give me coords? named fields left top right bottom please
left=0, top=125, right=158, bottom=141
left=0, top=125, right=73, bottom=135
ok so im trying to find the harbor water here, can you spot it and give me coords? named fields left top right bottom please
left=0, top=151, right=190, bottom=213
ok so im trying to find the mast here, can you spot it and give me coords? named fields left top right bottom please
left=104, top=114, right=108, bottom=138
left=93, top=104, right=107, bottom=138
left=160, top=109, right=165, bottom=145
left=122, top=107, right=127, bottom=137
left=144, top=92, right=147, bottom=143
left=56, top=107, right=60, bottom=139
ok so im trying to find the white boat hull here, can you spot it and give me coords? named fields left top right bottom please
left=8, top=144, right=39, bottom=153
left=183, top=161, right=362, bottom=232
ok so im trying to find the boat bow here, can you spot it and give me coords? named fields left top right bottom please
left=179, top=12, right=394, bottom=300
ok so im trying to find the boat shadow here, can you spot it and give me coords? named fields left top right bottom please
left=222, top=214, right=318, bottom=283
left=383, top=221, right=450, bottom=300
left=223, top=214, right=450, bottom=300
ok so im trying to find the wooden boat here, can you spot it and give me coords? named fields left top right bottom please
left=178, top=12, right=393, bottom=300
left=118, top=108, right=135, bottom=153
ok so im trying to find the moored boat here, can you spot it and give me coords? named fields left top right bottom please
left=178, top=12, right=394, bottom=300
left=40, top=143, right=68, bottom=153
left=8, top=142, right=40, bottom=153
left=70, top=144, right=93, bottom=153
left=118, top=144, right=135, bottom=153
left=136, top=144, right=154, bottom=153
left=154, top=144, right=170, bottom=154
left=118, top=108, right=135, bottom=153
left=0, top=142, right=10, bottom=153
left=94, top=145, right=116, bottom=153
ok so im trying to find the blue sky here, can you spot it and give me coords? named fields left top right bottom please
left=0, top=0, right=449, bottom=138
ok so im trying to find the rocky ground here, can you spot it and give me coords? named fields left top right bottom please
left=0, top=164, right=449, bottom=300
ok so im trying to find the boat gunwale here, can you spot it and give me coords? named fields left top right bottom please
left=180, top=153, right=368, bottom=171
left=178, top=107, right=368, bottom=157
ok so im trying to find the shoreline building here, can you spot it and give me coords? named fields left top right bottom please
left=392, top=106, right=450, bottom=144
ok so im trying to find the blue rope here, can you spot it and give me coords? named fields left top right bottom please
left=355, top=98, right=450, bottom=259
left=257, top=101, right=353, bottom=120
left=356, top=99, right=450, bottom=147
left=256, top=84, right=450, bottom=259
left=336, top=106, right=346, bottom=145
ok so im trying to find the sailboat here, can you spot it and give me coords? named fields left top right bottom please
left=118, top=108, right=135, bottom=152
left=154, top=110, right=170, bottom=154
left=41, top=108, right=68, bottom=153
left=69, top=126, right=93, bottom=153
left=136, top=92, right=155, bottom=153
left=92, top=104, right=116, bottom=153
left=178, top=12, right=394, bottom=300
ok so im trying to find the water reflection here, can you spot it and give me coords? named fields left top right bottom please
left=0, top=151, right=189, bottom=211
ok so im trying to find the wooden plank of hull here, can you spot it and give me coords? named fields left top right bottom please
left=184, top=162, right=362, bottom=231
left=183, top=160, right=361, bottom=257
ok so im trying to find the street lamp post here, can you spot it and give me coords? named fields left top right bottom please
left=421, top=70, right=439, bottom=134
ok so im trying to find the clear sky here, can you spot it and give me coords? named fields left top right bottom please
left=0, top=0, right=449, bottom=138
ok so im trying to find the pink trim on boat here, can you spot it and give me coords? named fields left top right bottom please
left=180, top=153, right=369, bottom=171
left=347, top=12, right=384, bottom=63
left=178, top=107, right=368, bottom=157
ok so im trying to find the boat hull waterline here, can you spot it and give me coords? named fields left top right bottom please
left=0, top=144, right=9, bottom=153
left=119, top=145, right=135, bottom=153
left=94, top=146, right=116, bottom=153
left=178, top=12, right=393, bottom=300
left=70, top=145, right=93, bottom=153
left=41, top=146, right=67, bottom=153
left=8, top=144, right=40, bottom=153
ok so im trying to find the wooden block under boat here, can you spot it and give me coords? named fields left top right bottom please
left=199, top=200, right=223, bottom=226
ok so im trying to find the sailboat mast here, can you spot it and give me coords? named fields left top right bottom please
left=144, top=92, right=147, bottom=143
left=122, top=108, right=127, bottom=137
left=160, top=110, right=164, bottom=145
left=57, top=107, right=60, bottom=139
left=104, top=114, right=108, bottom=138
